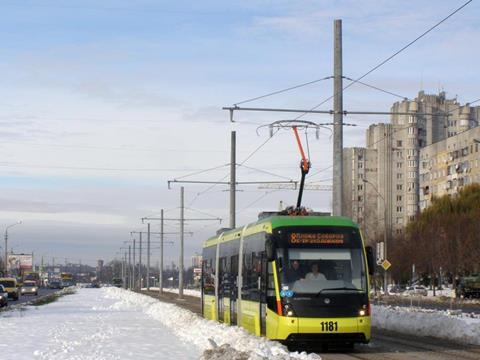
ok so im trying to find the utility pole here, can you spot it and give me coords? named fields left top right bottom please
left=159, top=209, right=164, bottom=296
left=230, top=131, right=236, bottom=229
left=121, top=253, right=124, bottom=286
left=132, top=238, right=136, bottom=290
left=139, top=232, right=142, bottom=289
left=128, top=245, right=131, bottom=289
left=147, top=222, right=150, bottom=290
left=179, top=186, right=185, bottom=299
left=131, top=230, right=174, bottom=290
left=123, top=252, right=127, bottom=289
left=3, top=232, right=7, bottom=275
left=332, top=19, right=343, bottom=216
left=142, top=206, right=221, bottom=300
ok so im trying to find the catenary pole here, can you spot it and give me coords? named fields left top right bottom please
left=128, top=245, right=131, bottom=289
left=230, top=131, right=236, bottom=229
left=139, top=232, right=142, bottom=289
left=179, top=187, right=185, bottom=299
left=132, top=238, right=136, bottom=289
left=147, top=222, right=151, bottom=290
left=159, top=209, right=164, bottom=296
left=124, top=252, right=127, bottom=289
left=332, top=19, right=343, bottom=216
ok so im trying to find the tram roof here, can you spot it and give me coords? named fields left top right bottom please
left=203, top=215, right=358, bottom=248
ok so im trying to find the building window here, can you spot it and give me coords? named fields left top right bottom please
left=397, top=162, right=402, bottom=169
left=397, top=184, right=403, bottom=191
left=397, top=195, right=402, bottom=201
left=358, top=162, right=363, bottom=169
left=358, top=185, right=363, bottom=191
left=397, top=173, right=403, bottom=180
left=397, top=140, right=403, bottom=147
left=358, top=196, right=363, bottom=202
left=396, top=206, right=403, bottom=212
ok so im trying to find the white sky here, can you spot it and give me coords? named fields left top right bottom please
left=0, top=0, right=479, bottom=265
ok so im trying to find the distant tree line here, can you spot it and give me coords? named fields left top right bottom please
left=390, top=183, right=480, bottom=287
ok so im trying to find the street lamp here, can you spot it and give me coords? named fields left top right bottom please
left=4, top=221, right=22, bottom=276
left=362, top=179, right=388, bottom=294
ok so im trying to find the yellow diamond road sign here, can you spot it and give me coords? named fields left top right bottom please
left=381, top=259, right=392, bottom=271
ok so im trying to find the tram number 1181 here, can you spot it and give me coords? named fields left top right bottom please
left=320, top=321, right=338, bottom=332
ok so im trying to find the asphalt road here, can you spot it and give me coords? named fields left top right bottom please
left=319, top=328, right=480, bottom=360
left=6, top=287, right=59, bottom=306
left=140, top=290, right=480, bottom=360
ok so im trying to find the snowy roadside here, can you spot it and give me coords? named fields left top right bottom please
left=372, top=304, right=480, bottom=345
left=152, top=288, right=480, bottom=346
left=141, top=287, right=201, bottom=298
left=0, top=288, right=199, bottom=360
left=106, top=288, right=319, bottom=360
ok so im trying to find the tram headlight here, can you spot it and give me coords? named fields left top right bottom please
left=283, top=303, right=296, bottom=317
left=359, top=304, right=370, bottom=316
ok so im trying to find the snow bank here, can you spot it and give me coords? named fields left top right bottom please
left=142, top=287, right=201, bottom=298
left=0, top=288, right=198, bottom=360
left=372, top=305, right=480, bottom=345
left=104, top=288, right=320, bottom=360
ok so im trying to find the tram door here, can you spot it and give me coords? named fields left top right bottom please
left=230, top=254, right=239, bottom=325
left=259, top=253, right=267, bottom=336
left=218, top=256, right=227, bottom=322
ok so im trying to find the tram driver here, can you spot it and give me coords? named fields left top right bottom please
left=305, top=263, right=327, bottom=281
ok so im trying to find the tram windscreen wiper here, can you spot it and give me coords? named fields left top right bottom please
left=316, top=287, right=362, bottom=296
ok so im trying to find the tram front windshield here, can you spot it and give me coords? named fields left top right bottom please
left=279, top=247, right=367, bottom=295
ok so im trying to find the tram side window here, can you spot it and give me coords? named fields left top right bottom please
left=218, top=240, right=240, bottom=298
left=242, top=233, right=266, bottom=302
left=202, top=246, right=216, bottom=295
left=230, top=254, right=239, bottom=298
left=218, top=256, right=229, bottom=296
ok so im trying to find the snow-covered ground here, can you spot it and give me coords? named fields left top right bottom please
left=0, top=287, right=319, bottom=360
left=155, top=288, right=480, bottom=346
left=0, top=288, right=198, bottom=359
left=142, top=287, right=201, bottom=298
left=372, top=304, right=480, bottom=345
left=107, top=288, right=319, bottom=359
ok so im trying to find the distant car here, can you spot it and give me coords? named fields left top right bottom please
left=0, top=285, right=8, bottom=307
left=21, top=280, right=39, bottom=296
left=456, top=274, right=480, bottom=298
left=388, top=285, right=406, bottom=295
left=405, top=285, right=428, bottom=296
left=49, top=281, right=62, bottom=289
left=0, top=277, right=20, bottom=301
left=112, top=278, right=123, bottom=288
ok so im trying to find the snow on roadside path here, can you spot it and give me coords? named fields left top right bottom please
left=142, top=287, right=201, bottom=298
left=105, top=288, right=320, bottom=360
left=147, top=288, right=480, bottom=346
left=372, top=305, right=480, bottom=345
left=0, top=288, right=197, bottom=360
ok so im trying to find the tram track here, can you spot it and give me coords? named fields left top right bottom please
left=140, top=290, right=480, bottom=360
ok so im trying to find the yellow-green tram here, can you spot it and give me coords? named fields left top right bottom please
left=201, top=214, right=375, bottom=347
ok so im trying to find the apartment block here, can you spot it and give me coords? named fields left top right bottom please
left=343, top=91, right=480, bottom=242
left=419, top=126, right=480, bottom=209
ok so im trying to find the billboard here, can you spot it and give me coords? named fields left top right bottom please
left=7, top=254, right=33, bottom=272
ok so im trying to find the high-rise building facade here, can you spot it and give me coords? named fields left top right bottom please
left=343, top=91, right=480, bottom=243
left=419, top=126, right=480, bottom=209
